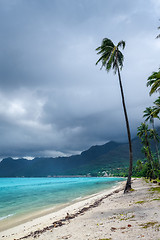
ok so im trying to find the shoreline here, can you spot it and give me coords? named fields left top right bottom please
left=2, top=178, right=160, bottom=240
left=0, top=180, right=126, bottom=239
left=0, top=178, right=124, bottom=232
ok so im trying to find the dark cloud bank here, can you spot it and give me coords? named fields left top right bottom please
left=0, top=0, right=159, bottom=158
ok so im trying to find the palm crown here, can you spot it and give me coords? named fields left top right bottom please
left=96, top=38, right=125, bottom=74
left=147, top=70, right=160, bottom=95
left=143, top=107, right=154, bottom=125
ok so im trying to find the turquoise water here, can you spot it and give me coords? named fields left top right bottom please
left=0, top=177, right=124, bottom=222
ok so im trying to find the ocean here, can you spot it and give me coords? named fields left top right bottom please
left=0, top=177, right=124, bottom=229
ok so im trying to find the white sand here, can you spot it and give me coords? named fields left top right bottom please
left=1, top=178, right=160, bottom=240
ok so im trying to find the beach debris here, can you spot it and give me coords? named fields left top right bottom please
left=65, top=212, right=75, bottom=220
left=15, top=188, right=123, bottom=240
left=110, top=227, right=117, bottom=232
left=62, top=234, right=72, bottom=239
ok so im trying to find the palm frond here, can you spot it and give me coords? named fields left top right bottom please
left=117, top=40, right=125, bottom=50
left=147, top=79, right=156, bottom=87
left=149, top=79, right=160, bottom=95
left=106, top=46, right=116, bottom=72
left=152, top=97, right=160, bottom=117
left=117, top=51, right=124, bottom=70
left=95, top=55, right=105, bottom=66
left=154, top=97, right=160, bottom=105
left=148, top=71, right=159, bottom=80
left=102, top=38, right=114, bottom=48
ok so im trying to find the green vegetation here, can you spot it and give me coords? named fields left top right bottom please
left=150, top=187, right=160, bottom=193
left=119, top=214, right=135, bottom=221
left=140, top=221, right=158, bottom=229
left=135, top=200, right=146, bottom=204
left=99, top=238, right=112, bottom=240
left=131, top=37, right=160, bottom=179
left=147, top=70, right=160, bottom=96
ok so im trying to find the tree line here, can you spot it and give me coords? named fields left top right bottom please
left=135, top=23, right=160, bottom=180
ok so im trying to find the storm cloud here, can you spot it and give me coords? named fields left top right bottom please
left=0, top=0, right=159, bottom=158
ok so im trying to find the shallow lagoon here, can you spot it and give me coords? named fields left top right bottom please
left=0, top=177, right=124, bottom=223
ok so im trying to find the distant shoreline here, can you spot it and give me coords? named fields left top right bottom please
left=0, top=175, right=124, bottom=178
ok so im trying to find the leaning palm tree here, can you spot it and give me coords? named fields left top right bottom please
left=147, top=70, right=160, bottom=96
left=96, top=38, right=133, bottom=193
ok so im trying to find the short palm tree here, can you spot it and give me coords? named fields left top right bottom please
left=137, top=123, right=155, bottom=177
left=143, top=107, right=160, bottom=163
left=96, top=38, right=133, bottom=193
left=149, top=128, right=160, bottom=165
left=147, top=70, right=160, bottom=96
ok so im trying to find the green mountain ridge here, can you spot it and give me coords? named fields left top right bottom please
left=0, top=136, right=146, bottom=177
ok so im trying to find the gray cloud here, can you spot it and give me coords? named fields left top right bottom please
left=0, top=0, right=159, bottom=158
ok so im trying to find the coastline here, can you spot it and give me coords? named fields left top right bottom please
left=0, top=180, right=125, bottom=239
left=1, top=178, right=160, bottom=240
left=0, top=177, right=124, bottom=232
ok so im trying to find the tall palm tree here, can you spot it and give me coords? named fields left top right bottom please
left=96, top=38, right=133, bottom=193
left=147, top=70, right=160, bottom=96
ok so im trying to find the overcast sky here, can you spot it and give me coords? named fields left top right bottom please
left=0, top=0, right=160, bottom=159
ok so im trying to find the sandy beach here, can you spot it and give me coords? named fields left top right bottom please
left=1, top=178, right=160, bottom=240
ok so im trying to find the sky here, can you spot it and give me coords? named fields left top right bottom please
left=0, top=0, right=160, bottom=159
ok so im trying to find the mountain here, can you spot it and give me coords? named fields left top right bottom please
left=0, top=137, right=146, bottom=177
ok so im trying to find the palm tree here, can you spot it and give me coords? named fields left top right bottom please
left=147, top=70, right=160, bottom=96
left=149, top=129, right=160, bottom=165
left=143, top=107, right=160, bottom=163
left=137, top=123, right=155, bottom=178
left=96, top=38, right=133, bottom=193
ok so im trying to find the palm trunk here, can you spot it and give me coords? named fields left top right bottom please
left=117, top=67, right=133, bottom=193
left=154, top=137, right=160, bottom=165
left=152, top=121, right=160, bottom=165
left=145, top=132, right=155, bottom=179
